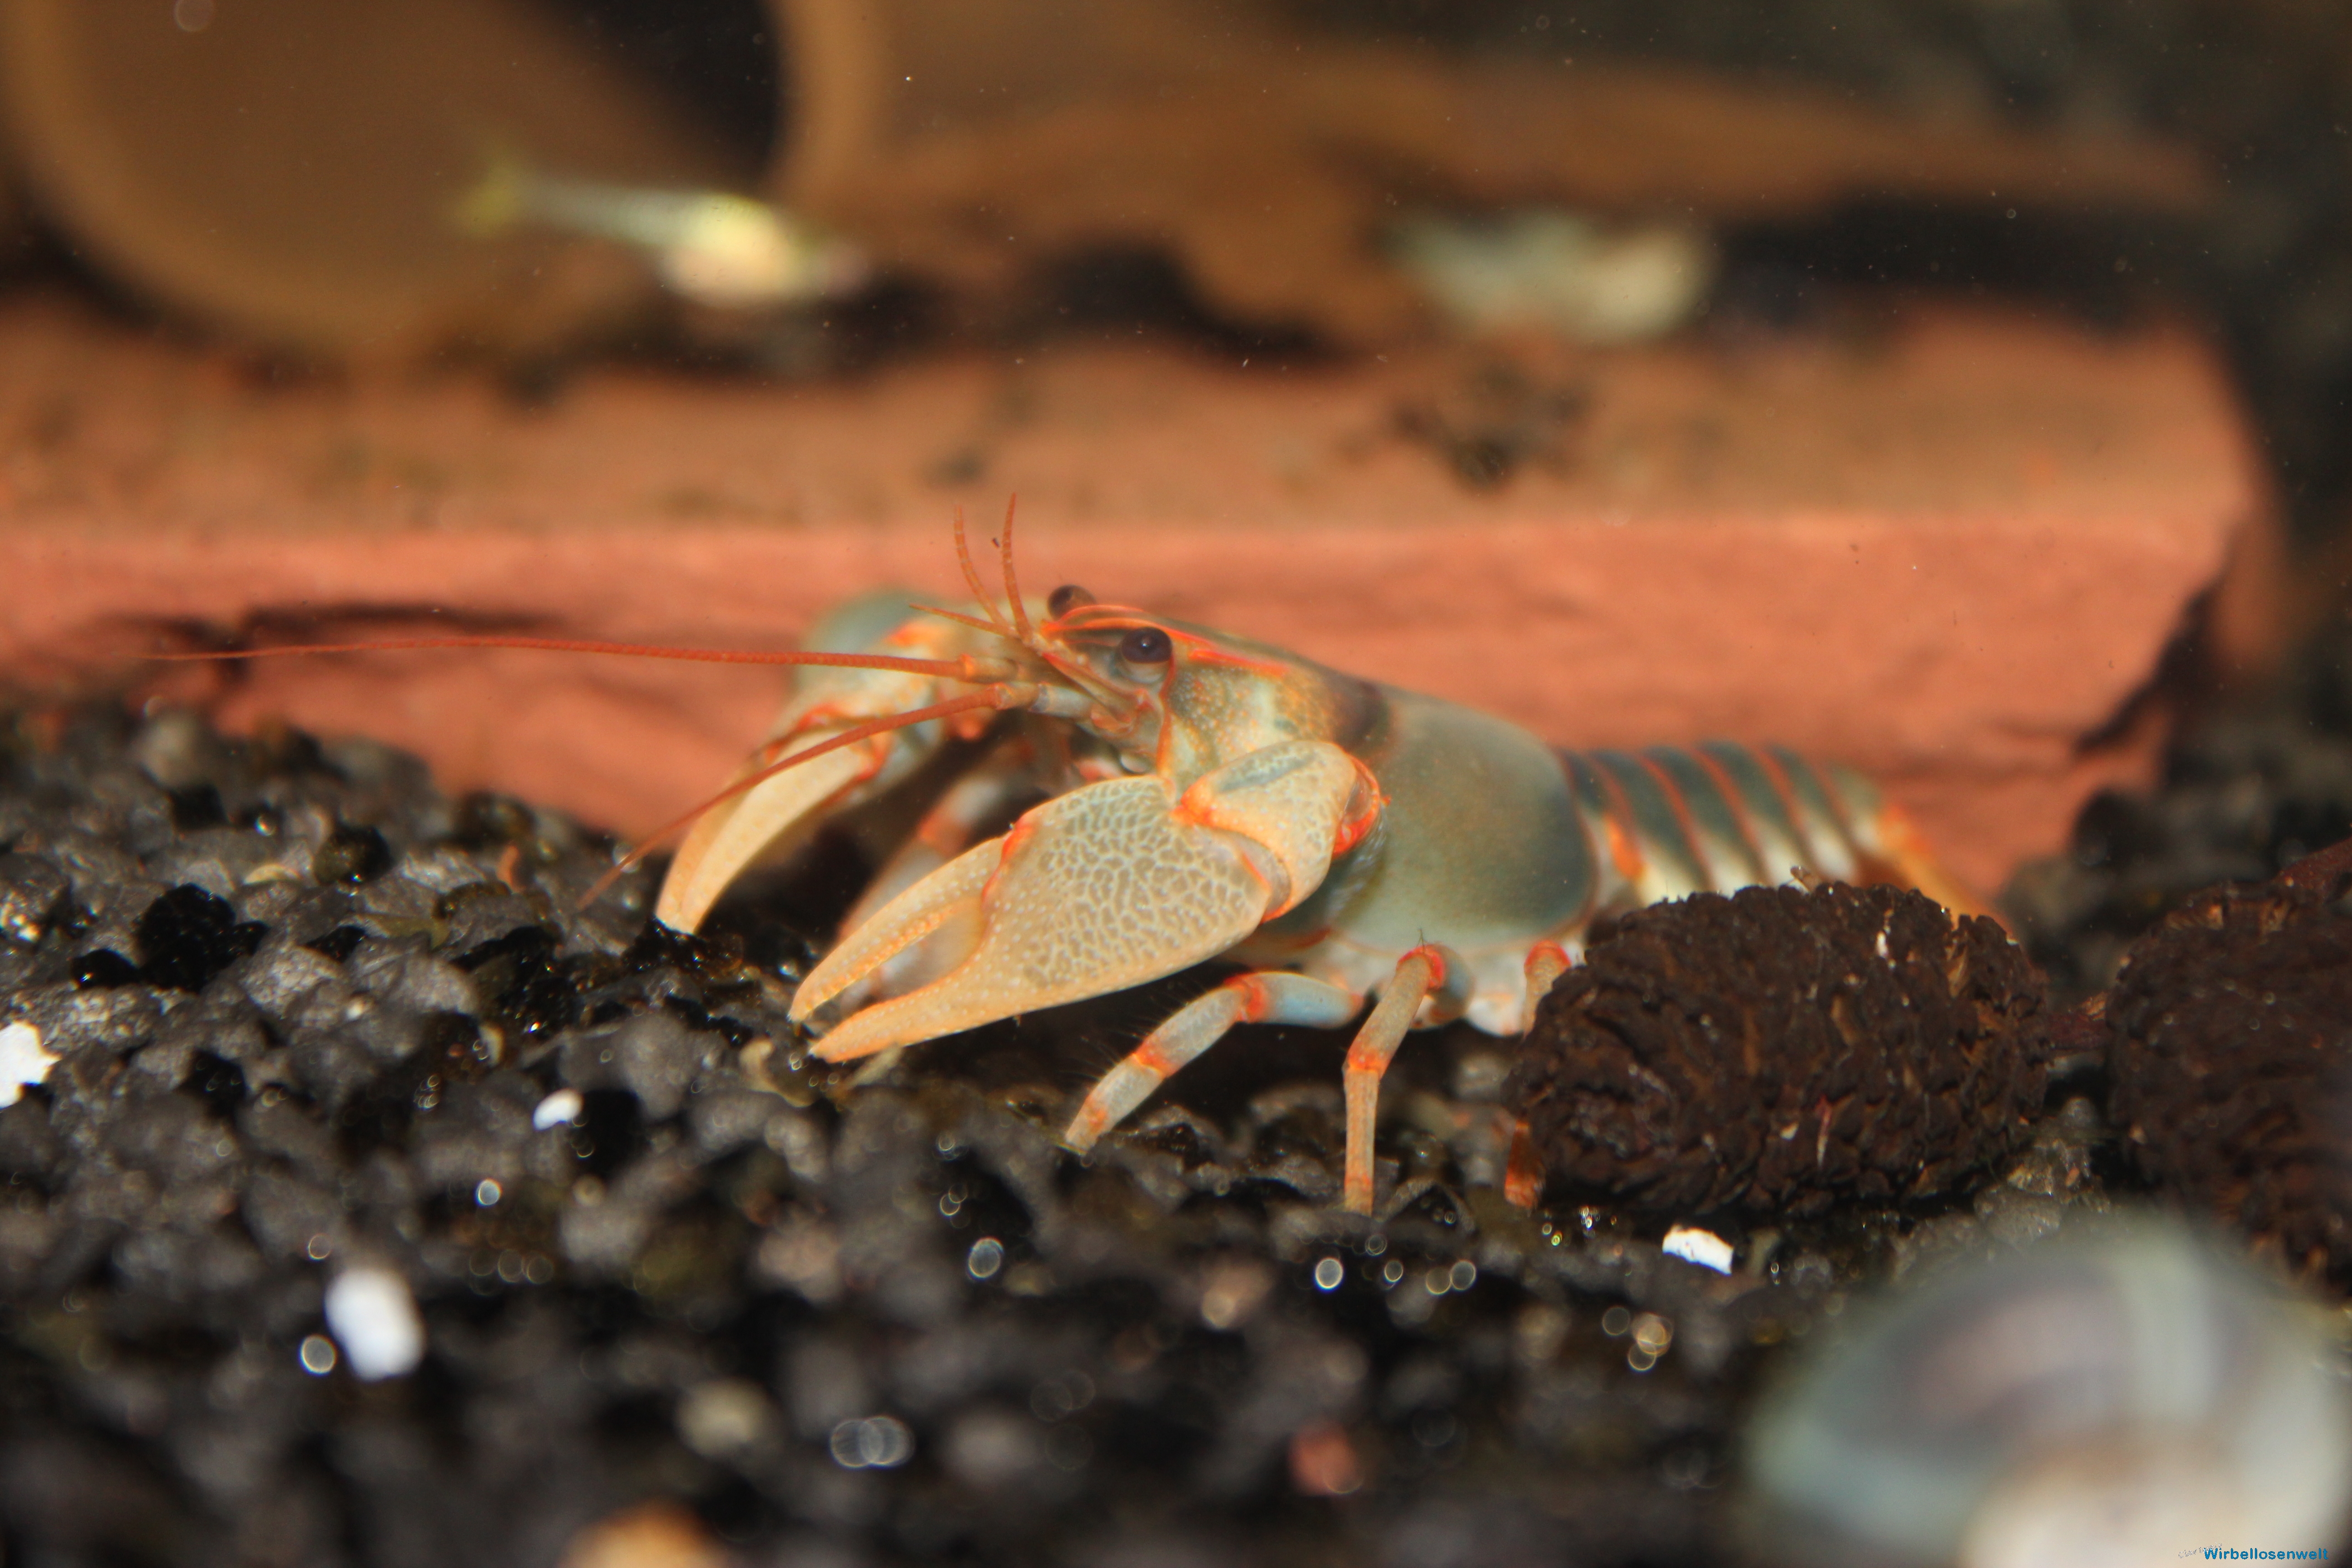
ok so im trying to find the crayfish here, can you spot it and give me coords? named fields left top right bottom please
left=157, top=505, right=1971, bottom=1215
left=640, top=508, right=1974, bottom=1215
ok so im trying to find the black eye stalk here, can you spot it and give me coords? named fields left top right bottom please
left=1047, top=584, right=1094, bottom=617
left=1119, top=627, right=1173, bottom=665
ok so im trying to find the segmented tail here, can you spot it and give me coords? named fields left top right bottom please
left=1559, top=741, right=1984, bottom=917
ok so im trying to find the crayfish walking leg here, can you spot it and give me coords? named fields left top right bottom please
left=1063, top=972, right=1364, bottom=1150
left=1340, top=945, right=1473, bottom=1214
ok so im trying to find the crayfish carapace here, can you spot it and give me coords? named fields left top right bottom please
left=649, top=506, right=1980, bottom=1215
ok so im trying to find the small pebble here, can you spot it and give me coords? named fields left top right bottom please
left=676, top=1379, right=772, bottom=1459
left=1662, top=1225, right=1736, bottom=1274
left=533, top=1086, right=584, bottom=1130
left=0, top=1020, right=58, bottom=1107
left=323, top=1266, right=426, bottom=1380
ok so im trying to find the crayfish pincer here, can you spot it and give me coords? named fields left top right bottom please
left=651, top=507, right=1980, bottom=1215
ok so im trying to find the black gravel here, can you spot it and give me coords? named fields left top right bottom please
left=2005, top=616, right=2352, bottom=1003
left=0, top=706, right=2127, bottom=1568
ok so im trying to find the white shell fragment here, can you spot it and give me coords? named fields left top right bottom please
left=323, top=1267, right=426, bottom=1381
left=1745, top=1218, right=2352, bottom=1568
left=1661, top=1225, right=1736, bottom=1274
left=533, top=1087, right=584, bottom=1130
left=0, top=1020, right=58, bottom=1107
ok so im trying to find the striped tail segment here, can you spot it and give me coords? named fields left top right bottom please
left=1558, top=742, right=1984, bottom=918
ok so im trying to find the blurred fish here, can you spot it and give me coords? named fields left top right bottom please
left=455, top=152, right=869, bottom=311
left=1744, top=1218, right=2352, bottom=1568
left=1388, top=209, right=1713, bottom=345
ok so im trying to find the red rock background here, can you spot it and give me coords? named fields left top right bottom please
left=0, top=291, right=2261, bottom=897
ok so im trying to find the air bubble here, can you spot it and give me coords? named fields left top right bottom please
left=829, top=1416, right=915, bottom=1469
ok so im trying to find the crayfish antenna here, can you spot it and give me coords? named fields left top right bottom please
left=951, top=505, right=1015, bottom=638
left=906, top=603, right=1008, bottom=639
left=143, top=635, right=1009, bottom=683
left=579, top=688, right=1021, bottom=909
left=999, top=495, right=1036, bottom=644
left=936, top=500, right=1123, bottom=711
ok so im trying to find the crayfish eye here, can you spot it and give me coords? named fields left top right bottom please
left=1047, top=584, right=1094, bottom=617
left=1118, top=627, right=1172, bottom=666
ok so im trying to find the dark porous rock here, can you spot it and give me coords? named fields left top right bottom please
left=687, top=1082, right=790, bottom=1160
left=133, top=884, right=267, bottom=993
left=102, top=1094, right=242, bottom=1188
left=13, top=979, right=167, bottom=1057
left=559, top=1147, right=702, bottom=1279
left=558, top=1010, right=719, bottom=1121
left=1507, top=883, right=2049, bottom=1218
left=408, top=1073, right=539, bottom=1196
left=0, top=1096, right=62, bottom=1179
left=311, top=822, right=394, bottom=886
left=0, top=852, right=68, bottom=946
left=147, top=994, right=270, bottom=1067
left=346, top=935, right=479, bottom=1017
left=285, top=1026, right=391, bottom=1112
left=240, top=1165, right=346, bottom=1262
left=456, top=924, right=586, bottom=1044
left=435, top=883, right=542, bottom=953
left=2105, top=846, right=2352, bottom=1283
left=233, top=939, right=352, bottom=1024
left=237, top=1092, right=340, bottom=1176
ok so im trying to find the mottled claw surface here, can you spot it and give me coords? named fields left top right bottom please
left=794, top=740, right=1373, bottom=1063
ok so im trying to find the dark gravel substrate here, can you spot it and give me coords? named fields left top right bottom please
left=0, top=706, right=2141, bottom=1568
left=2004, top=616, right=2352, bottom=1004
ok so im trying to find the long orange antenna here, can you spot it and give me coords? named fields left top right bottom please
left=925, top=498, right=1129, bottom=710
left=143, top=635, right=1000, bottom=682
left=906, top=603, right=1004, bottom=639
left=578, top=686, right=1022, bottom=908
left=950, top=506, right=1012, bottom=636
left=999, top=495, right=1035, bottom=644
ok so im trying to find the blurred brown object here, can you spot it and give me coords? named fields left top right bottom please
left=0, top=0, right=745, bottom=362
left=558, top=1502, right=730, bottom=1568
left=2105, top=842, right=2352, bottom=1288
left=0, top=0, right=2222, bottom=359
left=767, top=0, right=2219, bottom=342
left=0, top=53, right=23, bottom=263
left=2205, top=499, right=2352, bottom=688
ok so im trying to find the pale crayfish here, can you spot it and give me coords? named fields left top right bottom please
left=639, top=509, right=1976, bottom=1215
left=161, top=507, right=1973, bottom=1215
